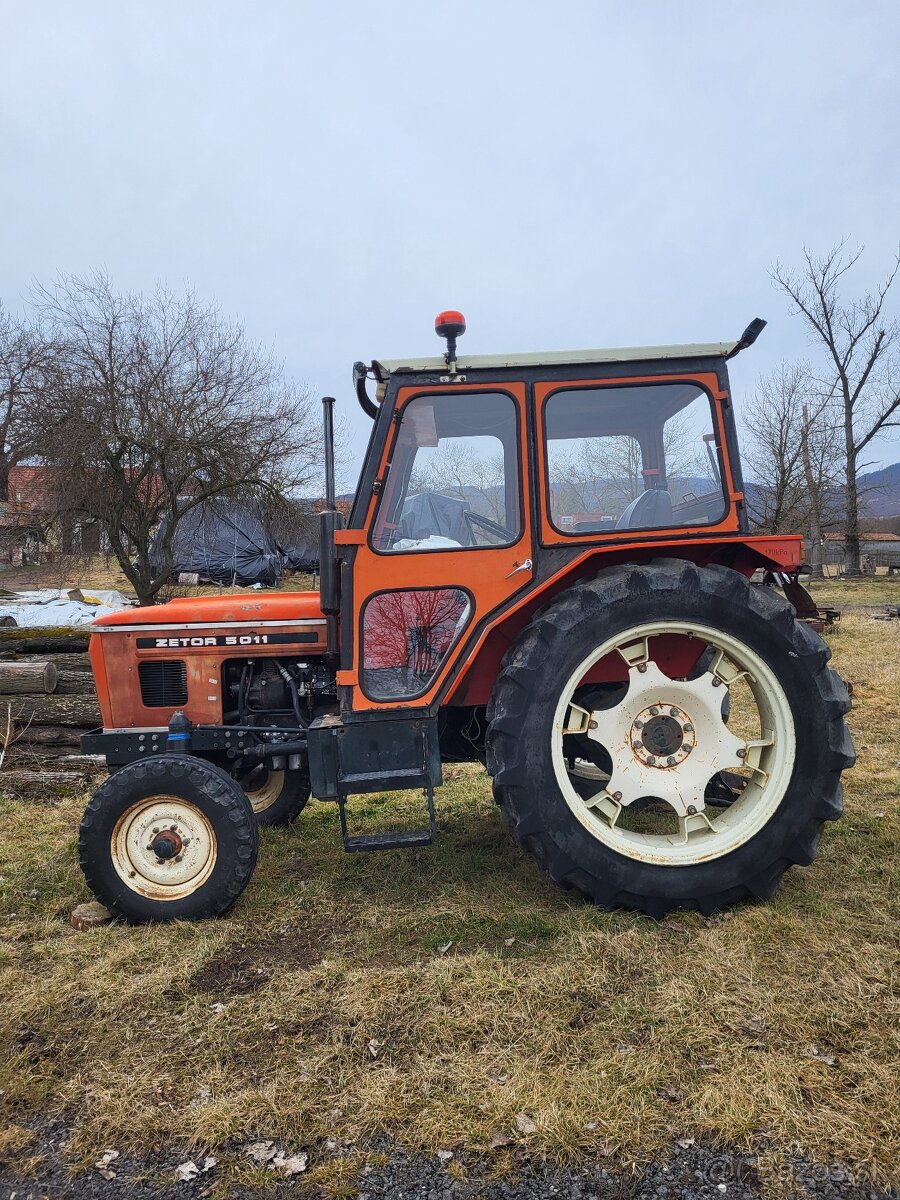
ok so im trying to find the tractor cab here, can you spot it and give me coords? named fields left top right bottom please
left=326, top=314, right=768, bottom=719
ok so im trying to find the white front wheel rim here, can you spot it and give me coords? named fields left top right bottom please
left=111, top=797, right=218, bottom=900
left=241, top=767, right=285, bottom=814
left=551, top=621, right=795, bottom=866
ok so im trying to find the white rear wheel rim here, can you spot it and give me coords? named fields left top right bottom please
left=111, top=797, right=217, bottom=899
left=551, top=620, right=795, bottom=866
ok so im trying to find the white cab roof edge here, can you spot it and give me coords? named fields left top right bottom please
left=373, top=341, right=738, bottom=378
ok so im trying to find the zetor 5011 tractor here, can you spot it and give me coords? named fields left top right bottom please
left=77, top=313, right=854, bottom=923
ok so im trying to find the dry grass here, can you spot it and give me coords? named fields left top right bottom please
left=807, top=574, right=900, bottom=608
left=0, top=617, right=898, bottom=1190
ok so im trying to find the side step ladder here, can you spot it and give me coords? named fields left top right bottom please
left=338, top=771, right=437, bottom=853
left=306, top=713, right=442, bottom=854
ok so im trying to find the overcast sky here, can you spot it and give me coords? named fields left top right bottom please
left=2, top=0, right=898, bottom=489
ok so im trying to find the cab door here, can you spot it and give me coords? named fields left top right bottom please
left=336, top=382, right=533, bottom=713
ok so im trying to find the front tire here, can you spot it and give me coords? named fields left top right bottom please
left=231, top=760, right=310, bottom=827
left=79, top=755, right=259, bottom=923
left=486, top=560, right=854, bottom=917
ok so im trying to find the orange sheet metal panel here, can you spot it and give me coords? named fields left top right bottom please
left=445, top=533, right=804, bottom=706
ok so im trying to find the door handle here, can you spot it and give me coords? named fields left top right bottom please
left=506, top=558, right=532, bottom=579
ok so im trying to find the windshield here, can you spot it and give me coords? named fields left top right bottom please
left=371, top=391, right=521, bottom=552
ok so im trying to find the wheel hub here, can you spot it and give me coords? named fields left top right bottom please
left=582, top=660, right=752, bottom=818
left=633, top=704, right=695, bottom=767
left=150, top=828, right=183, bottom=860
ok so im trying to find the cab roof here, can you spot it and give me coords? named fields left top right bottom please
left=372, top=339, right=739, bottom=380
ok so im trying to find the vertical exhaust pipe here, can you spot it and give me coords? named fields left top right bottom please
left=319, top=397, right=342, bottom=654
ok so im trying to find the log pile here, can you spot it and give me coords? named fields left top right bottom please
left=0, top=626, right=102, bottom=767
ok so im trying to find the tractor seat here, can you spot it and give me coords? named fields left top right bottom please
left=615, top=488, right=674, bottom=530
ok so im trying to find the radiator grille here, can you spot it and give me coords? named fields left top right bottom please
left=139, top=660, right=188, bottom=708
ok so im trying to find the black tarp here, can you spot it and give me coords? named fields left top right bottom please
left=150, top=502, right=285, bottom=587
left=270, top=503, right=320, bottom=573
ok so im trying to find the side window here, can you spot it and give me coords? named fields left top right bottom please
left=545, top=383, right=726, bottom=533
left=372, top=391, right=520, bottom=552
left=361, top=588, right=471, bottom=700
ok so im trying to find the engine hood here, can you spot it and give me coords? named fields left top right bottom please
left=92, top=591, right=326, bottom=628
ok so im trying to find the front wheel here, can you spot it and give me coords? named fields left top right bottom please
left=486, top=560, right=854, bottom=917
left=79, top=756, right=259, bottom=923
left=231, top=760, right=310, bottom=827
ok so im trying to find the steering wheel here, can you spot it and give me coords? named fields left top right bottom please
left=464, top=508, right=509, bottom=544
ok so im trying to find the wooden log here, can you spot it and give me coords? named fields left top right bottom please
left=0, top=661, right=58, bottom=695
left=0, top=632, right=90, bottom=655
left=1, top=769, right=92, bottom=785
left=16, top=653, right=92, bottom=673
left=12, top=725, right=83, bottom=746
left=53, top=673, right=98, bottom=698
left=5, top=693, right=101, bottom=728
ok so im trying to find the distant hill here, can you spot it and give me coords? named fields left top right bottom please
left=858, top=462, right=900, bottom=518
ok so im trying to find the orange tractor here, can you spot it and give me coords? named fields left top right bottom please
left=78, top=314, right=854, bottom=922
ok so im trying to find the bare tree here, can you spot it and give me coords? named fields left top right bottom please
left=743, top=362, right=842, bottom=574
left=743, top=363, right=807, bottom=534
left=772, top=242, right=900, bottom=573
left=802, top=385, right=844, bottom=577
left=28, top=273, right=320, bottom=604
left=0, top=302, right=48, bottom=502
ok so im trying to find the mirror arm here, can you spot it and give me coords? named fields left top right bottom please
left=353, top=361, right=380, bottom=419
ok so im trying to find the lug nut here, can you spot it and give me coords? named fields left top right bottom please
left=667, top=756, right=676, bottom=766
left=650, top=706, right=659, bottom=716
left=670, top=708, right=679, bottom=717
left=683, top=724, right=693, bottom=733
left=634, top=719, right=643, bottom=729
left=648, top=756, right=657, bottom=766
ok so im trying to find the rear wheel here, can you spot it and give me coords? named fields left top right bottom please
left=486, top=560, right=854, bottom=917
left=231, top=759, right=310, bottom=826
left=79, top=755, right=258, bottom=923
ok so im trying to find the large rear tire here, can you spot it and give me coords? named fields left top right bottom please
left=485, top=560, right=854, bottom=917
left=79, top=755, right=259, bottom=923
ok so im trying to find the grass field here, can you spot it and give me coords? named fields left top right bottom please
left=0, top=614, right=898, bottom=1195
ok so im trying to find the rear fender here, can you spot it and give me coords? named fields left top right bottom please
left=447, top=535, right=802, bottom=707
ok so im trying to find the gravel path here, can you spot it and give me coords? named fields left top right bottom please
left=1, top=1127, right=895, bottom=1200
